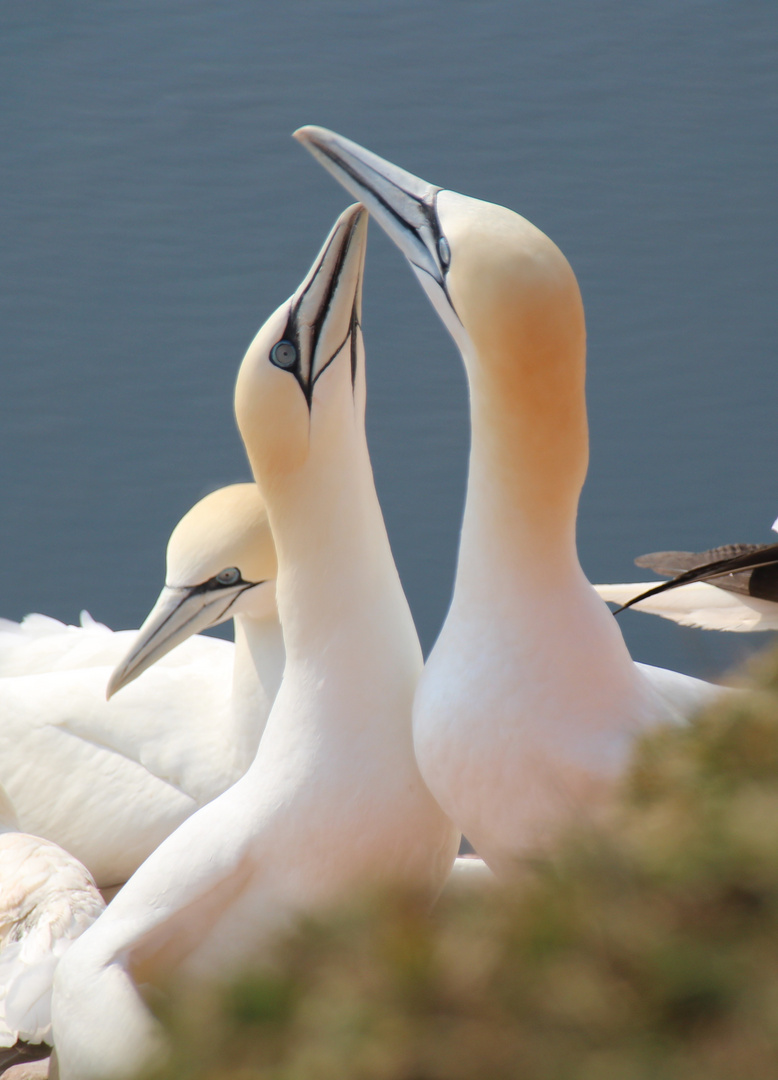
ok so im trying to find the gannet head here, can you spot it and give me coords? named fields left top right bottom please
left=295, top=129, right=589, bottom=539
left=233, top=203, right=368, bottom=497
left=106, top=484, right=277, bottom=699
left=293, top=127, right=585, bottom=398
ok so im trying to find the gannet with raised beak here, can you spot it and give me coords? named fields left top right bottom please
left=295, top=127, right=728, bottom=875
left=51, top=205, right=458, bottom=1080
left=0, top=784, right=104, bottom=1062
left=0, top=483, right=282, bottom=890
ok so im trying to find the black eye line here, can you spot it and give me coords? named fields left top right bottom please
left=314, top=141, right=441, bottom=254
left=182, top=575, right=268, bottom=594
left=145, top=578, right=264, bottom=651
left=426, top=192, right=459, bottom=314
left=183, top=572, right=250, bottom=596
left=210, top=578, right=270, bottom=620
left=310, top=141, right=454, bottom=293
left=276, top=212, right=359, bottom=410
left=350, top=301, right=360, bottom=391
left=273, top=317, right=303, bottom=388
left=409, top=258, right=463, bottom=327
left=309, top=299, right=361, bottom=393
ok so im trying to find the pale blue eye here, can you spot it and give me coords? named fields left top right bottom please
left=216, top=567, right=240, bottom=586
left=270, top=341, right=297, bottom=369
left=438, top=236, right=451, bottom=268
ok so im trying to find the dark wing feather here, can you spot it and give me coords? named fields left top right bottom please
left=635, top=544, right=763, bottom=578
left=615, top=542, right=778, bottom=613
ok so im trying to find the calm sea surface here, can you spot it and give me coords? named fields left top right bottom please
left=1, top=1, right=776, bottom=679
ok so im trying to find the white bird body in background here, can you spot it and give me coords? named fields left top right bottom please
left=0, top=484, right=282, bottom=891
left=296, top=127, right=728, bottom=877
left=594, top=531, right=778, bottom=632
left=0, top=784, right=104, bottom=1056
left=0, top=611, right=144, bottom=678
left=51, top=205, right=458, bottom=1080
left=594, top=581, right=778, bottom=631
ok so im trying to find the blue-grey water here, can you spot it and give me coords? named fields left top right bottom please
left=1, top=1, right=776, bottom=681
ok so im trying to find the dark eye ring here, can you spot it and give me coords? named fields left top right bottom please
left=215, top=567, right=240, bottom=586
left=270, top=340, right=298, bottom=369
left=438, top=236, right=451, bottom=269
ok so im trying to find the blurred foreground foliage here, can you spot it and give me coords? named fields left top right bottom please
left=157, top=646, right=778, bottom=1080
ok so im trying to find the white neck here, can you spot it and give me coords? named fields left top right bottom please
left=441, top=333, right=642, bottom=717
left=453, top=358, right=587, bottom=621
left=442, top=317, right=639, bottom=688
left=254, top=417, right=421, bottom=743
left=228, top=611, right=285, bottom=767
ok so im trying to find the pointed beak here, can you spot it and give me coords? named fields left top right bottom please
left=106, top=581, right=249, bottom=699
left=294, top=126, right=447, bottom=291
left=280, top=202, right=368, bottom=403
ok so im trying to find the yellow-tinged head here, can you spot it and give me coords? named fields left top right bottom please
left=107, top=483, right=277, bottom=699
left=234, top=204, right=368, bottom=496
left=295, top=128, right=589, bottom=535
left=165, top=483, right=276, bottom=590
left=438, top=192, right=585, bottom=394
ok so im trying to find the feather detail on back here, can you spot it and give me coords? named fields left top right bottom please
left=0, top=833, right=105, bottom=1047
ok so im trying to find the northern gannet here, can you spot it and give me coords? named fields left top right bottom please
left=0, top=784, right=104, bottom=1062
left=595, top=531, right=778, bottom=631
left=295, top=127, right=728, bottom=875
left=0, top=483, right=282, bottom=890
left=51, top=205, right=458, bottom=1080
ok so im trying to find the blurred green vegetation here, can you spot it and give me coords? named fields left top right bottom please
left=157, top=646, right=778, bottom=1080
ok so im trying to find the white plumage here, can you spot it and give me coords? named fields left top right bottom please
left=0, top=484, right=282, bottom=890
left=594, top=521, right=778, bottom=632
left=296, top=126, right=730, bottom=876
left=51, top=205, right=457, bottom=1080
left=0, top=786, right=104, bottom=1051
left=594, top=581, right=778, bottom=632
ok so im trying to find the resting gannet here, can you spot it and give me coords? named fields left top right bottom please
left=595, top=531, right=778, bottom=631
left=0, top=484, right=281, bottom=890
left=51, top=205, right=458, bottom=1080
left=295, top=127, right=729, bottom=875
left=0, top=784, right=104, bottom=1061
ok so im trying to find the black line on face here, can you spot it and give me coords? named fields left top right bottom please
left=185, top=571, right=252, bottom=594
left=124, top=579, right=262, bottom=673
left=272, top=212, right=361, bottom=410
left=350, top=303, right=360, bottom=390
left=310, top=141, right=459, bottom=317
left=307, top=309, right=359, bottom=393
left=180, top=578, right=266, bottom=625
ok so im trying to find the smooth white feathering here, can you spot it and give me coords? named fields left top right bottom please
left=0, top=483, right=283, bottom=891
left=594, top=582, right=778, bottom=631
left=51, top=204, right=458, bottom=1080
left=295, top=126, right=732, bottom=876
left=0, top=784, right=104, bottom=1053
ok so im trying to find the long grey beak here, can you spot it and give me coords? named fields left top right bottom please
left=293, top=126, right=447, bottom=288
left=282, top=201, right=367, bottom=404
left=106, top=582, right=248, bottom=699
